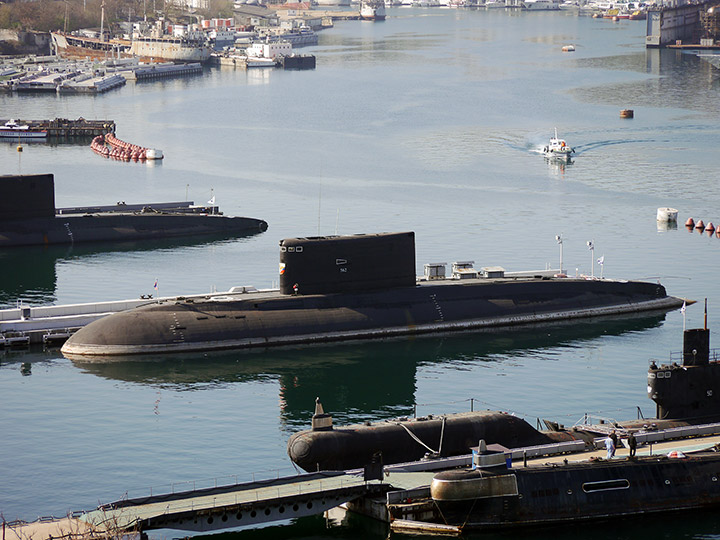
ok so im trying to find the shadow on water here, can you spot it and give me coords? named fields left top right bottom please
left=50, top=311, right=668, bottom=428
left=0, top=232, right=262, bottom=308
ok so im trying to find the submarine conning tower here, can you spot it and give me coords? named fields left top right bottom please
left=278, top=232, right=416, bottom=295
left=311, top=397, right=333, bottom=431
left=649, top=327, right=720, bottom=421
left=0, top=174, right=56, bottom=221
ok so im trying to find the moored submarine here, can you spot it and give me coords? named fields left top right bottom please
left=61, top=231, right=684, bottom=358
left=287, top=398, right=584, bottom=472
left=289, top=316, right=720, bottom=474
left=0, top=174, right=268, bottom=247
left=648, top=307, right=720, bottom=423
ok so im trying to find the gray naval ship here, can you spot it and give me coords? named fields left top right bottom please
left=61, top=231, right=684, bottom=357
left=0, top=174, right=267, bottom=247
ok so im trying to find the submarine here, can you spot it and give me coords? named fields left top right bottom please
left=425, top=448, right=720, bottom=530
left=287, top=399, right=589, bottom=472
left=648, top=310, right=720, bottom=423
left=61, top=231, right=684, bottom=358
left=288, top=322, right=717, bottom=473
left=0, top=174, right=268, bottom=247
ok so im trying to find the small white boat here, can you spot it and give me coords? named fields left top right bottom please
left=522, top=0, right=560, bottom=10
left=0, top=119, right=48, bottom=140
left=543, top=128, right=574, bottom=162
left=361, top=0, right=387, bottom=19
left=558, top=0, right=580, bottom=9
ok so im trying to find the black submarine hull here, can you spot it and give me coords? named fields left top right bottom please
left=0, top=173, right=267, bottom=247
left=60, top=232, right=683, bottom=357
left=61, top=277, right=681, bottom=357
left=428, top=453, right=720, bottom=529
left=287, top=411, right=576, bottom=473
left=0, top=214, right=268, bottom=246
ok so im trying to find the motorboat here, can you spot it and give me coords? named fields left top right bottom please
left=0, top=120, right=48, bottom=139
left=543, top=128, right=574, bottom=162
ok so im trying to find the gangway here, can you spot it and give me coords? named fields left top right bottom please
left=4, top=470, right=389, bottom=539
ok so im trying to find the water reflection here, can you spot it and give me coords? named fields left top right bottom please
left=572, top=49, right=720, bottom=116
left=63, top=312, right=667, bottom=429
left=545, top=156, right=572, bottom=176
left=0, top=232, right=262, bottom=308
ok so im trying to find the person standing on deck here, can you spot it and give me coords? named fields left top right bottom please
left=605, top=436, right=615, bottom=459
left=610, top=430, right=618, bottom=457
left=628, top=432, right=637, bottom=458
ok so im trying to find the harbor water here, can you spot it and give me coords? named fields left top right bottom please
left=2, top=7, right=720, bottom=539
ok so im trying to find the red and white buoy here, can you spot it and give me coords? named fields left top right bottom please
left=89, top=131, right=161, bottom=164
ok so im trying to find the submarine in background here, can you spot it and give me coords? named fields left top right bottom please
left=0, top=174, right=268, bottom=247
left=61, top=231, right=684, bottom=358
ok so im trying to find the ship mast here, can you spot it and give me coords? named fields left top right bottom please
left=100, top=1, right=105, bottom=42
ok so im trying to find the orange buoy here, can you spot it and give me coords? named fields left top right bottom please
left=716, top=228, right=720, bottom=238
left=706, top=222, right=715, bottom=233
left=685, top=217, right=695, bottom=228
left=696, top=220, right=705, bottom=230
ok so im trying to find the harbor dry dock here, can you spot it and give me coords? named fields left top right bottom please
left=0, top=118, right=114, bottom=138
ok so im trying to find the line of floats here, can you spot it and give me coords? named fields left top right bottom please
left=90, top=132, right=163, bottom=162
left=686, top=217, right=720, bottom=237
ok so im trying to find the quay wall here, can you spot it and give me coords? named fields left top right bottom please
left=646, top=1, right=710, bottom=47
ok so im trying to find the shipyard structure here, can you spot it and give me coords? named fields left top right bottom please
left=646, top=0, right=720, bottom=47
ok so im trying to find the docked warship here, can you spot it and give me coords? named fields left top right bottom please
left=0, top=174, right=267, bottom=247
left=61, top=230, right=684, bottom=357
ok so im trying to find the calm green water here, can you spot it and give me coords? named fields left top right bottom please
left=1, top=7, right=720, bottom=539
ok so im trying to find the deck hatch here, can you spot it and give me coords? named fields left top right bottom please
left=582, top=479, right=630, bottom=493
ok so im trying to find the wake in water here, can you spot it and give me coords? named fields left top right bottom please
left=573, top=137, right=658, bottom=156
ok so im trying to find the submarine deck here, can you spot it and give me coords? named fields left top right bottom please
left=60, top=273, right=684, bottom=357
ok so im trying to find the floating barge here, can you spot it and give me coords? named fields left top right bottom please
left=122, top=62, right=203, bottom=81
left=0, top=117, right=114, bottom=138
left=57, top=73, right=126, bottom=94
